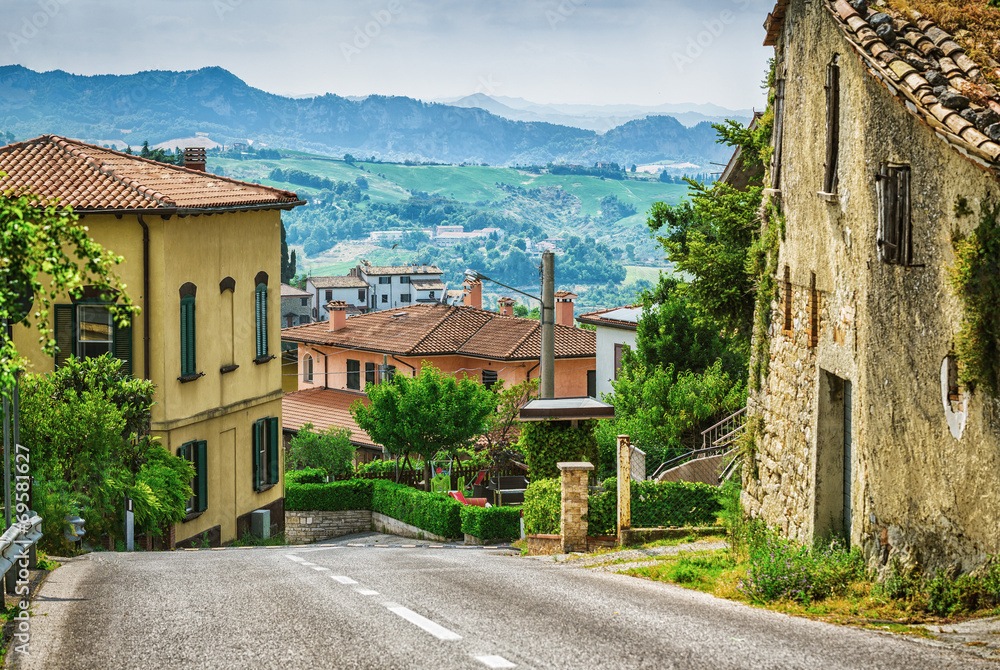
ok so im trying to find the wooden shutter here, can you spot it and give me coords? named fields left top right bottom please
left=365, top=362, right=376, bottom=386
left=897, top=167, right=911, bottom=265
left=180, top=296, right=195, bottom=376
left=267, top=417, right=280, bottom=485
left=880, top=165, right=911, bottom=265
left=823, top=61, right=840, bottom=194
left=255, top=284, right=268, bottom=358
left=113, top=316, right=132, bottom=377
left=771, top=78, right=785, bottom=190
left=196, top=440, right=208, bottom=512
left=55, top=304, right=76, bottom=368
left=252, top=419, right=262, bottom=491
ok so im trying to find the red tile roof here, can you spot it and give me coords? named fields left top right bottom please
left=822, top=0, right=1000, bottom=170
left=0, top=135, right=304, bottom=211
left=282, top=388, right=376, bottom=448
left=281, top=303, right=595, bottom=360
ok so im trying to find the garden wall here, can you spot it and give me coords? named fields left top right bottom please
left=286, top=510, right=371, bottom=544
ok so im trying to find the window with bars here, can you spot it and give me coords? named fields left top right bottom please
left=254, top=272, right=269, bottom=360
left=54, top=301, right=132, bottom=375
left=482, top=369, right=498, bottom=390
left=347, top=359, right=361, bottom=390
left=178, top=440, right=208, bottom=514
left=252, top=417, right=280, bottom=492
left=877, top=164, right=912, bottom=265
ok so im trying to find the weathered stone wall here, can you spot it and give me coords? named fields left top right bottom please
left=746, top=0, right=1000, bottom=575
left=371, top=512, right=451, bottom=542
left=285, top=510, right=371, bottom=544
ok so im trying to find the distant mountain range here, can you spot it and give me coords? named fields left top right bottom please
left=437, top=93, right=753, bottom=133
left=0, top=65, right=747, bottom=167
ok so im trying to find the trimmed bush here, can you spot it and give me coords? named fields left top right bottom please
left=629, top=479, right=722, bottom=527
left=519, top=420, right=599, bottom=480
left=523, top=478, right=561, bottom=535
left=285, top=479, right=373, bottom=511
left=586, top=482, right=617, bottom=536
left=371, top=480, right=463, bottom=538
left=461, top=506, right=521, bottom=542
left=285, top=468, right=327, bottom=485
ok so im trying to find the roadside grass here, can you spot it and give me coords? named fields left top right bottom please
left=228, top=531, right=288, bottom=547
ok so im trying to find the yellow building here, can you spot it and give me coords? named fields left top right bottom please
left=0, top=137, right=304, bottom=547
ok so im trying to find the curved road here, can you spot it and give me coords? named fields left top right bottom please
left=11, top=533, right=992, bottom=669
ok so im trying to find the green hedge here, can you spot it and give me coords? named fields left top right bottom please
left=521, top=477, right=722, bottom=536
left=523, top=478, right=561, bottom=534
left=460, top=506, right=521, bottom=542
left=285, top=479, right=373, bottom=511
left=371, top=480, right=463, bottom=538
left=286, top=468, right=327, bottom=485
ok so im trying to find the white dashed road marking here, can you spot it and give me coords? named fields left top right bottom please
left=475, top=655, right=516, bottom=668
left=312, top=566, right=330, bottom=571
left=331, top=575, right=358, bottom=584
left=300, top=562, right=317, bottom=567
left=285, top=555, right=305, bottom=562
left=355, top=588, right=379, bottom=596
left=384, top=603, right=462, bottom=641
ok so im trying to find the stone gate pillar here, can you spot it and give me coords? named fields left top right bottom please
left=558, top=461, right=594, bottom=553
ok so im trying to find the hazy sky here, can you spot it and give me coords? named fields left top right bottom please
left=3, top=0, right=773, bottom=110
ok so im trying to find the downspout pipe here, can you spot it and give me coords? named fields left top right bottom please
left=136, top=214, right=151, bottom=380
left=391, top=355, right=416, bottom=377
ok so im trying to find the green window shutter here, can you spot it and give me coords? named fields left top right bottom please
left=252, top=419, right=262, bottom=491
left=267, top=417, right=279, bottom=485
left=196, top=440, right=208, bottom=512
left=113, top=316, right=132, bottom=377
left=180, top=296, right=196, bottom=376
left=255, top=284, right=268, bottom=358
left=55, top=304, right=76, bottom=368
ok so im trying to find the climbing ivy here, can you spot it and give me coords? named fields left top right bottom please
left=518, top=419, right=599, bottom=480
left=747, top=201, right=785, bottom=391
left=948, top=201, right=1000, bottom=397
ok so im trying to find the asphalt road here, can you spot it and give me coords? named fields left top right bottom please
left=10, top=533, right=993, bottom=670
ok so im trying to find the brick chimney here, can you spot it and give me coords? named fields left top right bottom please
left=497, top=297, right=515, bottom=317
left=184, top=147, right=207, bottom=172
left=463, top=279, right=482, bottom=309
left=327, top=300, right=348, bottom=331
left=554, top=290, right=577, bottom=327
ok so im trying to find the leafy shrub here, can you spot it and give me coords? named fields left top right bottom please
left=460, top=506, right=521, bottom=542
left=873, top=558, right=921, bottom=602
left=371, top=480, right=463, bottom=538
left=287, top=422, right=355, bottom=478
left=285, top=480, right=373, bottom=511
left=355, top=459, right=414, bottom=477
left=586, top=479, right=617, bottom=536
left=523, top=478, right=561, bottom=535
left=519, top=420, right=598, bottom=480
left=738, top=525, right=865, bottom=604
left=286, top=468, right=327, bottom=485
left=630, top=479, right=722, bottom=528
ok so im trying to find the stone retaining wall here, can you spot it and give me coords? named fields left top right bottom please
left=285, top=510, right=371, bottom=544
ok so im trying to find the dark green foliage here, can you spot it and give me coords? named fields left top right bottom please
left=280, top=220, right=296, bottom=284
left=585, top=481, right=617, bottom=536
left=371, top=480, right=462, bottom=538
left=285, top=468, right=327, bottom=485
left=460, top=506, right=521, bottom=542
left=617, top=478, right=722, bottom=528
left=948, top=202, right=1000, bottom=397
left=270, top=168, right=364, bottom=203
left=519, top=420, right=599, bottom=480
left=523, top=478, right=561, bottom=535
left=285, top=480, right=373, bottom=512
left=872, top=558, right=922, bottom=602
left=287, top=422, right=355, bottom=478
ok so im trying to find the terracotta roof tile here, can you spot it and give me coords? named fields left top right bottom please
left=820, top=0, right=1000, bottom=171
left=281, top=303, right=595, bottom=360
left=0, top=135, right=303, bottom=211
left=282, top=388, right=375, bottom=447
left=310, top=275, right=369, bottom=289
left=280, top=283, right=311, bottom=298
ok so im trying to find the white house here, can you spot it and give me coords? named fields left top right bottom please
left=357, top=262, right=445, bottom=311
left=307, top=275, right=370, bottom=320
left=576, top=305, right=639, bottom=400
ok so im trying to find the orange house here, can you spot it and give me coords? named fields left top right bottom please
left=280, top=282, right=596, bottom=451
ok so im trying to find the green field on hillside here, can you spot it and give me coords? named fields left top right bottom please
left=208, top=154, right=689, bottom=219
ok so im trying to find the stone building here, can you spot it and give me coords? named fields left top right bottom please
left=747, top=0, right=1000, bottom=574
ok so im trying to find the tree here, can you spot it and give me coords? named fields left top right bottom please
left=480, top=378, right=538, bottom=474
left=280, top=219, right=296, bottom=283
left=0, top=178, right=135, bottom=392
left=287, top=422, right=356, bottom=478
left=351, top=364, right=495, bottom=491
left=20, top=355, right=193, bottom=552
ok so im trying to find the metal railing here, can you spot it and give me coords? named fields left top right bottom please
left=701, top=406, right=747, bottom=450
left=0, top=513, right=42, bottom=578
